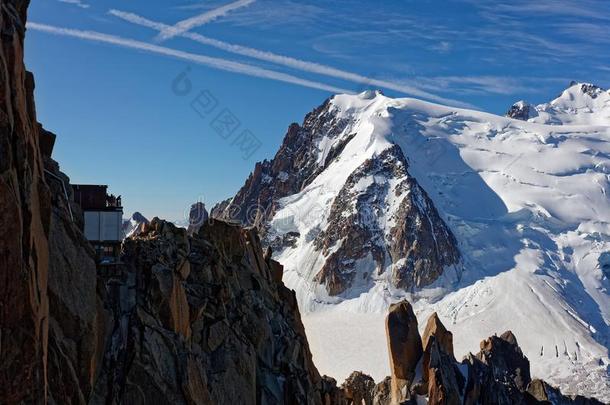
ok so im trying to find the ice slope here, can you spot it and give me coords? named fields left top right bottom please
left=271, top=89, right=610, bottom=400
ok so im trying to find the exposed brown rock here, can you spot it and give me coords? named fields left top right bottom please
left=372, top=377, right=392, bottom=405
left=374, top=308, right=603, bottom=405
left=421, top=312, right=454, bottom=384
left=312, top=145, right=460, bottom=296
left=0, top=1, right=51, bottom=401
left=45, top=157, right=101, bottom=404
left=342, top=371, right=376, bottom=405
left=385, top=300, right=422, bottom=404
left=463, top=330, right=532, bottom=405
left=422, top=312, right=453, bottom=357
left=425, top=337, right=464, bottom=405
left=90, top=218, right=329, bottom=404
left=321, top=375, right=346, bottom=405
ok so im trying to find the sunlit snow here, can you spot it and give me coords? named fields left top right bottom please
left=270, top=86, right=610, bottom=400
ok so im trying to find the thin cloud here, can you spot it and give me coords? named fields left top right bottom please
left=27, top=22, right=352, bottom=94
left=57, top=0, right=89, bottom=9
left=156, top=0, right=256, bottom=42
left=412, top=75, right=570, bottom=97
left=109, top=9, right=472, bottom=108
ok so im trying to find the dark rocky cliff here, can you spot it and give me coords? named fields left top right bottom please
left=91, top=218, right=329, bottom=404
left=0, top=0, right=52, bottom=401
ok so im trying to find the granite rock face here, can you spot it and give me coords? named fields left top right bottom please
left=44, top=157, right=102, bottom=404
left=312, top=145, right=460, bottom=295
left=341, top=371, right=376, bottom=405
left=463, top=330, right=532, bottom=404
left=0, top=1, right=51, bottom=401
left=91, top=218, right=330, bottom=404
left=0, top=2, right=104, bottom=402
left=385, top=300, right=423, bottom=404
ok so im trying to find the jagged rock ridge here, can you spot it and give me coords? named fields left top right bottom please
left=91, top=218, right=330, bottom=404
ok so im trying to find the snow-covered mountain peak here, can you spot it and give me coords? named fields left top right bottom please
left=215, top=89, right=610, bottom=400
left=357, top=89, right=385, bottom=100
left=508, top=81, right=610, bottom=126
left=564, top=81, right=606, bottom=98
left=122, top=211, right=149, bottom=238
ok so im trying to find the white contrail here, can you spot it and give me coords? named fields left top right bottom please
left=58, top=0, right=89, bottom=9
left=156, top=0, right=255, bottom=42
left=109, top=9, right=472, bottom=108
left=27, top=22, right=352, bottom=94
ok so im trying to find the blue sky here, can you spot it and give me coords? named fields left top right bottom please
left=26, top=0, right=610, bottom=222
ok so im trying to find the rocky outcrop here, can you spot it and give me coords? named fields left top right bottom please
left=312, top=146, right=460, bottom=295
left=507, top=82, right=610, bottom=125
left=577, top=82, right=604, bottom=98
left=425, top=338, right=464, bottom=405
left=463, top=330, right=531, bottom=404
left=342, top=371, right=376, bottom=405
left=418, top=314, right=463, bottom=405
left=91, top=218, right=331, bottom=404
left=44, top=157, right=102, bottom=404
left=506, top=101, right=535, bottom=121
left=422, top=313, right=454, bottom=358
left=421, top=312, right=454, bottom=386
left=375, top=303, right=602, bottom=405
left=186, top=201, right=209, bottom=235
left=0, top=1, right=51, bottom=401
left=385, top=300, right=423, bottom=404
left=0, top=3, right=104, bottom=403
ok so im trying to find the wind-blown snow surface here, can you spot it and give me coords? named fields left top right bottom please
left=271, top=88, right=610, bottom=400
